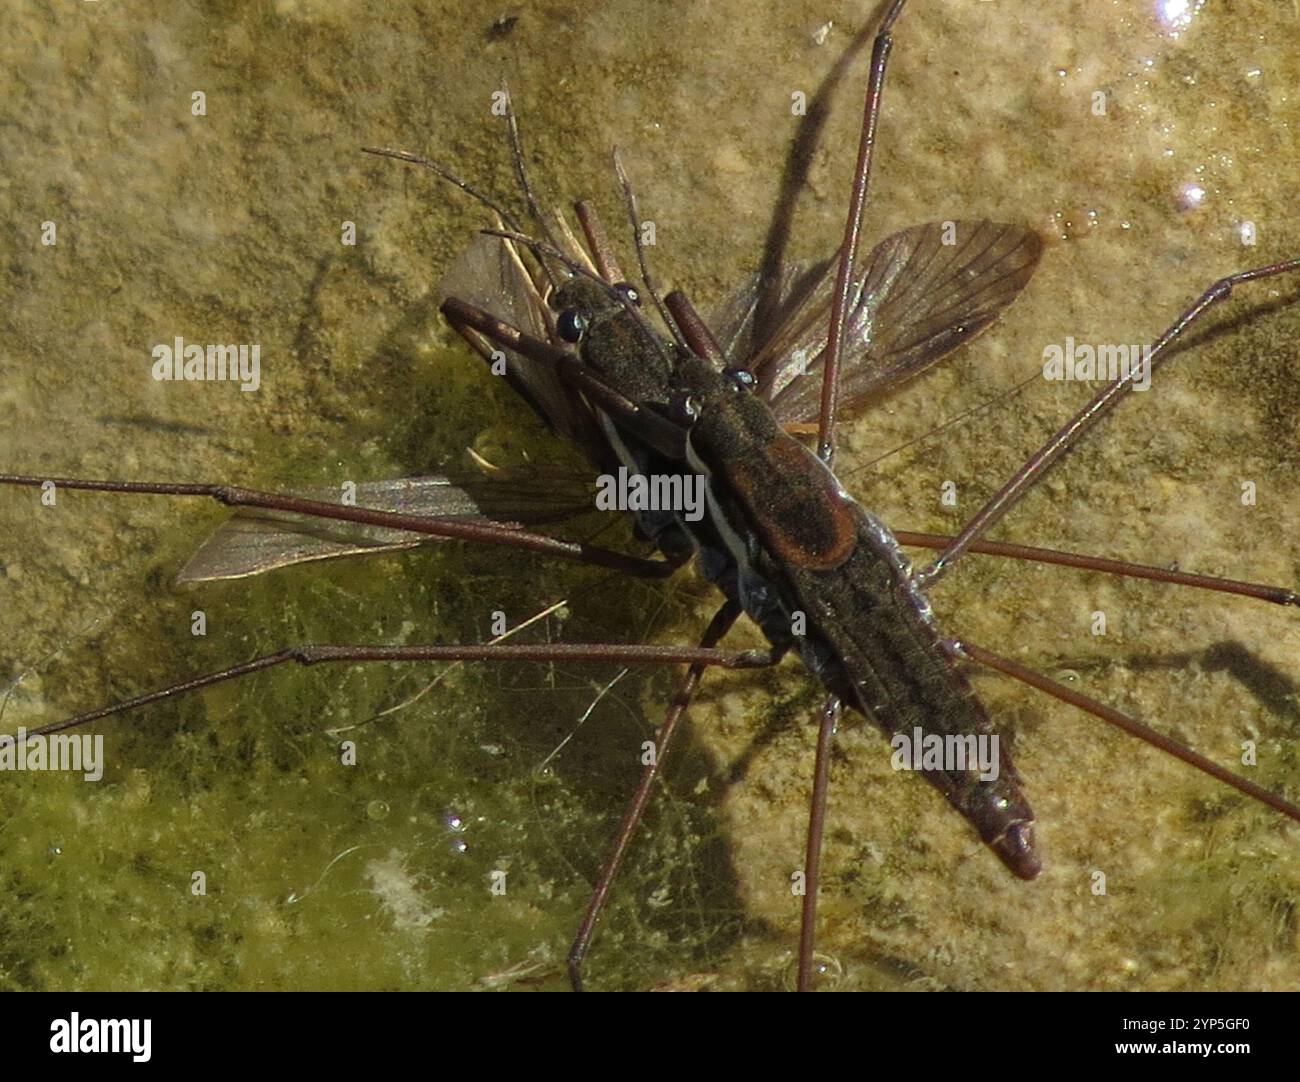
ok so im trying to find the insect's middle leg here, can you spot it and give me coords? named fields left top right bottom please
left=896, top=531, right=1299, bottom=608
left=566, top=600, right=789, bottom=991
left=915, top=256, right=1300, bottom=590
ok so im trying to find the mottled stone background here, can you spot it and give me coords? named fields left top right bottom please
left=1, top=0, right=1298, bottom=990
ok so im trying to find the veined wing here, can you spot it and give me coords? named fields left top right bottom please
left=175, top=467, right=594, bottom=583
left=728, top=221, right=1041, bottom=425
left=436, top=233, right=606, bottom=462
left=706, top=259, right=831, bottom=369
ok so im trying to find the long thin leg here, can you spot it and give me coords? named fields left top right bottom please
left=16, top=638, right=776, bottom=740
left=567, top=601, right=744, bottom=991
left=0, top=473, right=676, bottom=580
left=894, top=530, right=1300, bottom=607
left=797, top=695, right=841, bottom=992
left=818, top=0, right=909, bottom=463
left=958, top=640, right=1300, bottom=824
left=916, top=256, right=1300, bottom=589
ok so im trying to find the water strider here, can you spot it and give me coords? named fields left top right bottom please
left=3, top=3, right=1300, bottom=990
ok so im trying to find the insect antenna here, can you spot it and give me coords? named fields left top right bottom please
left=359, top=135, right=561, bottom=294
left=360, top=144, right=525, bottom=236
left=500, top=81, right=569, bottom=293
left=610, top=148, right=685, bottom=348
left=549, top=207, right=602, bottom=277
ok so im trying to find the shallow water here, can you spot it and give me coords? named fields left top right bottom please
left=1, top=0, right=1298, bottom=990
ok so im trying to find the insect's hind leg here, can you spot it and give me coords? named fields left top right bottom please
left=797, top=695, right=842, bottom=992
left=566, top=601, right=790, bottom=991
left=956, top=640, right=1300, bottom=826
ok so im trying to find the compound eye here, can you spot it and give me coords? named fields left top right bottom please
left=612, top=282, right=641, bottom=306
left=723, top=366, right=757, bottom=393
left=556, top=309, right=587, bottom=343
left=668, top=390, right=699, bottom=425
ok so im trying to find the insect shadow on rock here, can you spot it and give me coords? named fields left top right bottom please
left=4, top=0, right=1300, bottom=991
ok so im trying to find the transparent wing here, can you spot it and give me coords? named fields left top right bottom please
left=705, top=259, right=831, bottom=368
left=436, top=233, right=606, bottom=461
left=175, top=467, right=594, bottom=583
left=726, top=221, right=1042, bottom=424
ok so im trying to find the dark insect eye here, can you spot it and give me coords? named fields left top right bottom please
left=556, top=309, right=586, bottom=343
left=723, top=366, right=756, bottom=392
left=613, top=282, right=641, bottom=306
left=669, top=391, right=699, bottom=424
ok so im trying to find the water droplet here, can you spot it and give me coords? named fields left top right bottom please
left=782, top=952, right=844, bottom=991
left=1180, top=183, right=1206, bottom=210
